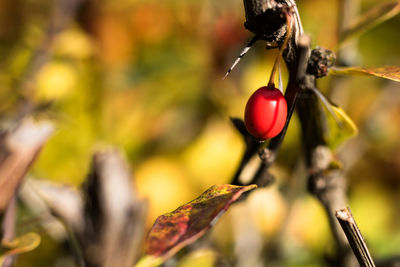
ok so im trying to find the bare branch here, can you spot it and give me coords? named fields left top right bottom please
left=336, top=208, right=376, bottom=267
left=231, top=0, right=307, bottom=186
left=1, top=195, right=17, bottom=267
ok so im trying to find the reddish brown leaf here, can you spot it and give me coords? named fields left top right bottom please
left=330, top=66, right=400, bottom=82
left=145, top=184, right=257, bottom=260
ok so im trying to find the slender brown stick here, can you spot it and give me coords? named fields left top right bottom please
left=336, top=208, right=376, bottom=267
left=268, top=12, right=293, bottom=87
left=1, top=195, right=17, bottom=267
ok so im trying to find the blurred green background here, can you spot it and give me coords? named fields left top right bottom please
left=1, top=0, right=400, bottom=266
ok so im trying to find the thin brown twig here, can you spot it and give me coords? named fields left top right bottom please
left=1, top=195, right=17, bottom=267
left=336, top=208, right=376, bottom=267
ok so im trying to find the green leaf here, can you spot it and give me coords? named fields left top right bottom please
left=0, top=232, right=41, bottom=264
left=339, top=1, right=400, bottom=45
left=324, top=105, right=358, bottom=149
left=144, top=184, right=257, bottom=263
left=330, top=66, right=400, bottom=82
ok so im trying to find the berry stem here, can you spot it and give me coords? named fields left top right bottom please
left=268, top=12, right=293, bottom=88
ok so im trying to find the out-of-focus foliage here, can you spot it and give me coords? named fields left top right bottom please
left=338, top=1, right=400, bottom=46
left=1, top=0, right=400, bottom=266
left=331, top=66, right=400, bottom=82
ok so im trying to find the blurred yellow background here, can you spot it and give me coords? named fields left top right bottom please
left=1, top=0, right=400, bottom=266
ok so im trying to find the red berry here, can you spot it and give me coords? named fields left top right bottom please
left=244, top=86, right=287, bottom=140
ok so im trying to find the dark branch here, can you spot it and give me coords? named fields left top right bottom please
left=231, top=0, right=305, bottom=186
left=233, top=1, right=358, bottom=266
left=336, top=208, right=376, bottom=267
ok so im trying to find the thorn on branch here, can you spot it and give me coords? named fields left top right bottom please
left=224, top=36, right=259, bottom=78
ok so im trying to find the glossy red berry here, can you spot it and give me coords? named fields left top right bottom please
left=244, top=86, right=287, bottom=140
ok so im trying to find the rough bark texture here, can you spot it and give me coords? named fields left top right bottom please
left=243, top=0, right=288, bottom=43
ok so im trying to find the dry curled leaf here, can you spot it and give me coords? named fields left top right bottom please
left=0, top=232, right=41, bottom=265
left=330, top=66, right=400, bottom=82
left=145, top=184, right=257, bottom=262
